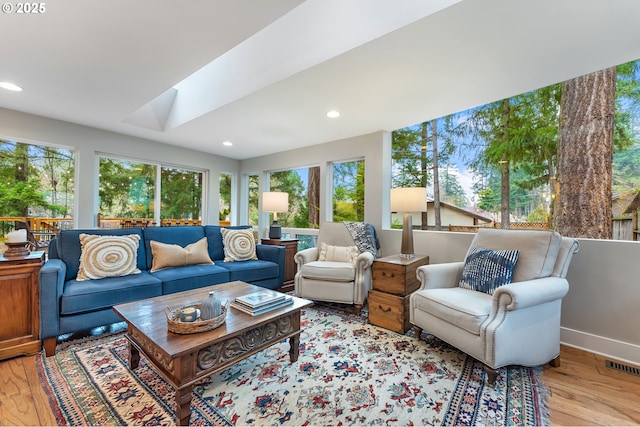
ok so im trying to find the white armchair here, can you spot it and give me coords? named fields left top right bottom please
left=410, top=228, right=579, bottom=384
left=294, top=222, right=378, bottom=313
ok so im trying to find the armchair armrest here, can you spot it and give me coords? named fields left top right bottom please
left=39, top=259, right=66, bottom=340
left=416, top=262, right=464, bottom=290
left=294, top=247, right=318, bottom=268
left=354, top=251, right=374, bottom=271
left=492, top=277, right=570, bottom=311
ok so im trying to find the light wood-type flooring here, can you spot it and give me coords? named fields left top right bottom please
left=1, top=341, right=639, bottom=425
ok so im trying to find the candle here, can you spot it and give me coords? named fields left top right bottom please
left=7, top=229, right=27, bottom=243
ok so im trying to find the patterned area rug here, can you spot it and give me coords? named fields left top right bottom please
left=37, top=305, right=549, bottom=426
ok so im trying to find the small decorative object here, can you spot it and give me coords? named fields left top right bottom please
left=180, top=307, right=200, bottom=322
left=200, top=291, right=222, bottom=320
left=165, top=300, right=229, bottom=334
left=3, top=242, right=30, bottom=258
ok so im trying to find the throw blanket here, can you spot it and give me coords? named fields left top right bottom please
left=344, top=221, right=379, bottom=258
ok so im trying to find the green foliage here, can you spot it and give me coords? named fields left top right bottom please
left=0, top=140, right=73, bottom=217
left=527, top=205, right=549, bottom=222
left=332, top=160, right=365, bottom=222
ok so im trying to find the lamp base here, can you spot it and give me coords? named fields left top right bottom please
left=400, top=213, right=415, bottom=258
left=269, top=221, right=282, bottom=239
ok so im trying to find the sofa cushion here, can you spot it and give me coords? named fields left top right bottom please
left=318, top=243, right=358, bottom=263
left=412, top=287, right=492, bottom=335
left=61, top=272, right=162, bottom=315
left=142, top=226, right=206, bottom=270
left=151, top=264, right=230, bottom=295
left=459, top=246, right=519, bottom=295
left=150, top=237, right=213, bottom=272
left=300, top=261, right=355, bottom=282
left=216, top=259, right=279, bottom=283
left=469, top=229, right=561, bottom=282
left=221, top=228, right=258, bottom=262
left=57, top=228, right=147, bottom=282
left=76, top=233, right=142, bottom=281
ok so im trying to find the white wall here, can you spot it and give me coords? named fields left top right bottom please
left=0, top=108, right=238, bottom=227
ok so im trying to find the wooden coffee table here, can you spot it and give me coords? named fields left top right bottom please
left=113, top=280, right=313, bottom=426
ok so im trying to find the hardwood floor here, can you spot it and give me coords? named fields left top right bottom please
left=1, top=343, right=639, bottom=426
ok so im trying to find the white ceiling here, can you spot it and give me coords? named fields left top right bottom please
left=2, top=0, right=640, bottom=160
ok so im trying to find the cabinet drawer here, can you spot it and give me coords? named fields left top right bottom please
left=367, top=290, right=411, bottom=334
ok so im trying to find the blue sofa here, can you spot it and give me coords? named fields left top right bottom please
left=39, top=225, right=285, bottom=356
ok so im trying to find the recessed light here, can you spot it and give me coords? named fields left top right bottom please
left=222, top=141, right=232, bottom=147
left=0, top=82, right=23, bottom=92
left=326, top=110, right=340, bottom=118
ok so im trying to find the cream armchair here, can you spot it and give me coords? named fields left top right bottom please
left=294, top=222, right=378, bottom=312
left=410, top=228, right=579, bottom=384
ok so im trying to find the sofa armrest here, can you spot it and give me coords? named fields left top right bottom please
left=492, top=277, right=570, bottom=311
left=416, top=262, right=464, bottom=291
left=294, top=247, right=318, bottom=268
left=255, top=244, right=285, bottom=285
left=39, top=259, right=66, bottom=340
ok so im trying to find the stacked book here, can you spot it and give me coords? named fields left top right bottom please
left=230, top=290, right=293, bottom=316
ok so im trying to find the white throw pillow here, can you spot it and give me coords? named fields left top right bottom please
left=221, top=228, right=258, bottom=262
left=77, top=234, right=141, bottom=280
left=318, top=242, right=359, bottom=263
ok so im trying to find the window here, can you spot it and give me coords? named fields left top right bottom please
left=219, top=173, right=232, bottom=225
left=248, top=173, right=259, bottom=226
left=99, top=158, right=155, bottom=220
left=160, top=166, right=203, bottom=223
left=98, top=156, right=204, bottom=225
left=332, top=160, right=364, bottom=222
left=391, top=59, right=640, bottom=239
left=0, top=139, right=74, bottom=235
left=269, top=167, right=320, bottom=229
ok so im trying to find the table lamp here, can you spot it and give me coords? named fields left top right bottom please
left=263, top=191, right=289, bottom=239
left=390, top=187, right=427, bottom=258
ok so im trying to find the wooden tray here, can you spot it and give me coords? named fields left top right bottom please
left=165, top=300, right=229, bottom=334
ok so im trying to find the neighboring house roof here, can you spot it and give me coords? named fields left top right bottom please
left=622, top=190, right=640, bottom=215
left=426, top=200, right=493, bottom=223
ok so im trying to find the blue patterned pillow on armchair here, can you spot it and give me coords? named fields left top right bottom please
left=459, top=246, right=520, bottom=294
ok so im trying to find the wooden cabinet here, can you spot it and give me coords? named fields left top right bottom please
left=0, top=251, right=45, bottom=360
left=368, top=254, right=429, bottom=334
left=261, top=239, right=299, bottom=292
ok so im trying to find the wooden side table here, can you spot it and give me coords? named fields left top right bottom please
left=261, top=238, right=299, bottom=292
left=368, top=254, right=429, bottom=334
left=0, top=251, right=46, bottom=360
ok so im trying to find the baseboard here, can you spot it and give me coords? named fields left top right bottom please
left=561, top=327, right=640, bottom=366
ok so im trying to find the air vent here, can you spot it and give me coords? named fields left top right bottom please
left=605, top=360, right=640, bottom=377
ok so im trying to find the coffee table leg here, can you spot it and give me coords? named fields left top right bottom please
left=128, top=340, right=140, bottom=369
left=175, top=385, right=193, bottom=426
left=289, top=333, right=300, bottom=362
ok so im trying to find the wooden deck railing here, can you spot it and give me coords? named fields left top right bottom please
left=0, top=216, right=203, bottom=240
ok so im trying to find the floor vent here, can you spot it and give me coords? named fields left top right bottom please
left=605, top=360, right=640, bottom=377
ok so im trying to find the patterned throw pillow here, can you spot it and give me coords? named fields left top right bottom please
left=318, top=242, right=359, bottom=263
left=221, top=228, right=258, bottom=262
left=459, top=246, right=520, bottom=295
left=77, top=234, right=141, bottom=281
left=150, top=237, right=214, bottom=272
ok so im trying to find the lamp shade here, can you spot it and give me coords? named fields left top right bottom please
left=262, top=191, right=289, bottom=212
left=390, top=187, right=427, bottom=212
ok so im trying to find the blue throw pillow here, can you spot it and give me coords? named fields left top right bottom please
left=459, top=246, right=520, bottom=294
